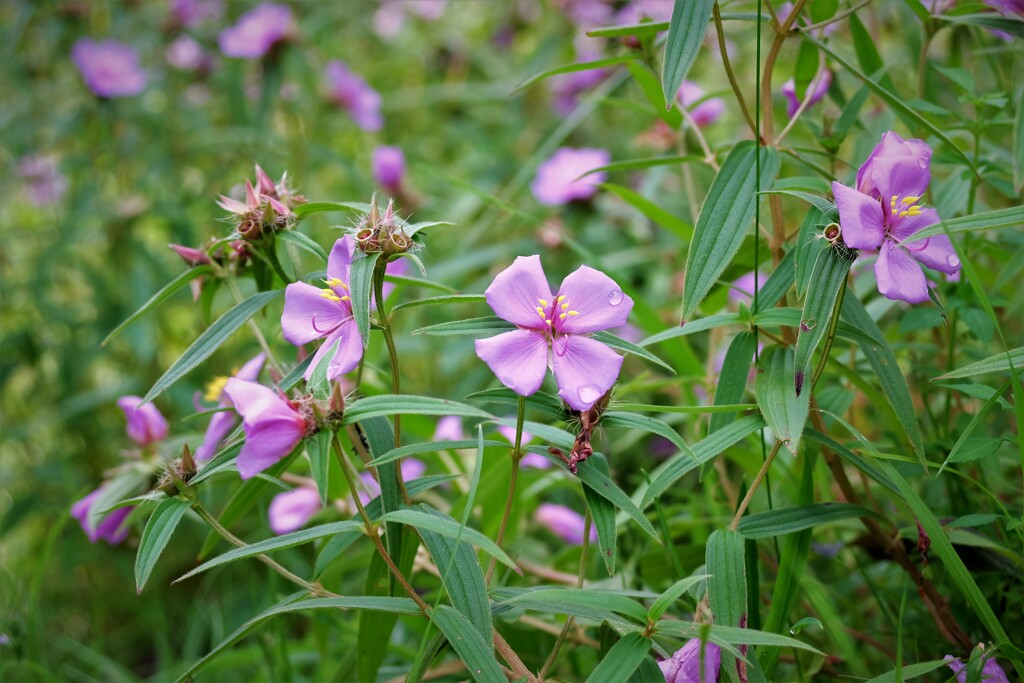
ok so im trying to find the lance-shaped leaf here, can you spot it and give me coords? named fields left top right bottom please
left=794, top=240, right=857, bottom=395
left=378, top=509, right=518, bottom=570
left=412, top=316, right=515, bottom=337
left=737, top=503, right=882, bottom=539
left=706, top=530, right=747, bottom=683
left=582, top=453, right=618, bottom=576
left=292, top=201, right=370, bottom=219
left=709, top=331, right=758, bottom=436
left=681, top=142, right=780, bottom=321
left=103, top=266, right=212, bottom=346
left=756, top=346, right=810, bottom=455
left=135, top=497, right=191, bottom=593
left=430, top=605, right=505, bottom=683
left=586, top=632, right=652, bottom=682
left=935, top=347, right=1024, bottom=380
left=350, top=251, right=379, bottom=348
left=342, top=395, right=492, bottom=423
left=661, top=0, right=716, bottom=109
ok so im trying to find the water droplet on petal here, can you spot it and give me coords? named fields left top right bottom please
left=553, top=336, right=569, bottom=357
left=577, top=384, right=602, bottom=405
left=607, top=290, right=623, bottom=305
left=918, top=157, right=927, bottom=169
left=946, top=254, right=960, bottom=268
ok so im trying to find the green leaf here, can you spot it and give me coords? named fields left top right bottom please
left=583, top=453, right=618, bottom=576
left=378, top=509, right=518, bottom=570
left=642, top=415, right=765, bottom=508
left=640, top=313, right=742, bottom=347
left=276, top=356, right=313, bottom=392
left=135, top=498, right=191, bottom=594
left=755, top=347, right=810, bottom=455
left=603, top=411, right=695, bottom=458
left=709, top=331, right=758, bottom=435
left=804, top=429, right=899, bottom=495
left=412, top=315, right=515, bottom=337
left=841, top=296, right=926, bottom=465
left=1016, top=86, right=1024, bottom=192
left=350, top=251, right=379, bottom=349
left=862, top=658, right=951, bottom=683
left=102, top=266, right=212, bottom=346
left=429, top=605, right=505, bottom=683
left=937, top=379, right=1010, bottom=475
left=937, top=12, right=1024, bottom=38
left=504, top=588, right=648, bottom=623
left=176, top=520, right=364, bottom=582
left=581, top=155, right=704, bottom=178
left=947, top=437, right=1005, bottom=464
left=648, top=575, right=710, bottom=622
left=277, top=230, right=327, bottom=262
left=493, top=588, right=629, bottom=624
left=392, top=293, right=486, bottom=312
left=464, top=388, right=565, bottom=419
left=794, top=242, right=857, bottom=394
left=655, top=622, right=824, bottom=655
left=899, top=206, right=1024, bottom=244
left=935, top=346, right=1024, bottom=380
left=586, top=632, right=652, bottom=683
left=615, top=403, right=756, bottom=415
left=87, top=469, right=150, bottom=532
left=142, top=289, right=283, bottom=403
left=293, top=201, right=370, bottom=219
left=601, top=183, right=694, bottom=242
left=661, top=0, right=716, bottom=108
left=627, top=61, right=683, bottom=127
left=793, top=40, right=819, bottom=103
left=575, top=456, right=660, bottom=542
left=591, top=330, right=676, bottom=374
left=737, top=503, right=882, bottom=539
left=516, top=55, right=638, bottom=91
left=587, top=20, right=669, bottom=39
left=762, top=189, right=838, bottom=221
left=795, top=208, right=826, bottom=298
left=681, top=142, right=781, bottom=321
left=365, top=439, right=507, bottom=468
left=308, top=430, right=331, bottom=505
left=754, top=246, right=796, bottom=313
left=384, top=273, right=458, bottom=294
left=342, top=395, right=493, bottom=424
left=706, top=530, right=748, bottom=683
left=176, top=595, right=420, bottom=681
left=403, top=220, right=455, bottom=237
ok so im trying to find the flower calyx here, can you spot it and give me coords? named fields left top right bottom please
left=218, top=164, right=305, bottom=241
left=354, top=195, right=412, bottom=256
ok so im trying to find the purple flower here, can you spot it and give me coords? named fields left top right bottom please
left=781, top=69, right=832, bottom=118
left=268, top=487, right=321, bottom=534
left=71, top=39, right=147, bottom=98
left=195, top=354, right=266, bottom=461
left=832, top=132, right=960, bottom=303
left=944, top=655, right=1011, bottom=683
left=170, top=0, right=224, bottom=27
left=535, top=503, right=597, bottom=545
left=325, top=60, right=383, bottom=132
left=281, top=236, right=365, bottom=382
left=222, top=379, right=309, bottom=479
left=550, top=42, right=608, bottom=116
left=727, top=271, right=766, bottom=307
left=531, top=147, right=610, bottom=206
left=560, top=0, right=615, bottom=27
left=218, top=3, right=293, bottom=59
left=497, top=420, right=535, bottom=447
left=434, top=416, right=465, bottom=441
left=660, top=638, right=721, bottom=683
left=474, top=256, right=633, bottom=411
left=357, top=458, right=426, bottom=505
left=71, top=488, right=134, bottom=545
left=520, top=453, right=552, bottom=469
left=677, top=81, right=725, bottom=127
left=373, top=146, right=405, bottom=193
left=616, top=0, right=676, bottom=23
left=380, top=257, right=409, bottom=303
left=166, top=35, right=208, bottom=71
left=986, top=0, right=1024, bottom=15
left=117, top=396, right=168, bottom=446
left=373, top=0, right=447, bottom=37
left=17, top=155, right=68, bottom=206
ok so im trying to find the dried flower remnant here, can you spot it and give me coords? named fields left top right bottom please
left=222, top=379, right=310, bottom=479
left=531, top=147, right=611, bottom=206
left=71, top=488, right=135, bottom=545
left=71, top=39, right=147, bottom=98
left=832, top=132, right=960, bottom=303
left=218, top=3, right=294, bottom=59
left=325, top=60, right=383, bottom=132
left=474, top=255, right=633, bottom=412
left=535, top=503, right=597, bottom=545
left=195, top=354, right=266, bottom=461
left=217, top=164, right=300, bottom=240
left=268, top=487, right=322, bottom=534
left=660, top=638, right=721, bottom=683
left=353, top=197, right=412, bottom=256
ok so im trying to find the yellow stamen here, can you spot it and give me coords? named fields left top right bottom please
left=538, top=298, right=548, bottom=306
left=320, top=290, right=342, bottom=301
left=901, top=196, right=920, bottom=205
left=561, top=303, right=569, bottom=310
left=559, top=313, right=566, bottom=320
left=340, top=295, right=351, bottom=301
left=890, top=195, right=898, bottom=209
left=536, top=307, right=545, bottom=315
left=556, top=295, right=564, bottom=302
left=544, top=319, right=552, bottom=325
left=898, top=210, right=910, bottom=218
left=567, top=311, right=579, bottom=316
left=204, top=376, right=229, bottom=403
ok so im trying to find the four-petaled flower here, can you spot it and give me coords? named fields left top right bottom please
left=195, top=353, right=266, bottom=461
left=223, top=378, right=309, bottom=479
left=832, top=132, right=961, bottom=303
left=281, top=236, right=365, bottom=381
left=474, top=255, right=633, bottom=411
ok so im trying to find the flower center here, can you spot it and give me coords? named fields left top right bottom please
left=888, top=194, right=925, bottom=224
left=319, top=277, right=351, bottom=304
left=533, top=295, right=579, bottom=332
left=204, top=375, right=230, bottom=403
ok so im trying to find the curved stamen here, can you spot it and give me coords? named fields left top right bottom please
left=311, top=312, right=344, bottom=335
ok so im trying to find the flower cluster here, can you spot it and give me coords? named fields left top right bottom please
left=218, top=165, right=304, bottom=240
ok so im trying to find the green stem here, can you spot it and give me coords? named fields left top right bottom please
left=486, top=396, right=526, bottom=584
left=373, top=262, right=402, bottom=449
left=810, top=277, right=848, bottom=392
left=538, top=510, right=591, bottom=679
left=728, top=441, right=783, bottom=530
left=714, top=2, right=758, bottom=139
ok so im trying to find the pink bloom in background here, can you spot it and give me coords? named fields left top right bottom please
left=475, top=255, right=633, bottom=411
left=373, top=146, right=405, bottom=193
left=944, top=655, right=1011, bottom=683
left=117, top=396, right=168, bottom=446
left=434, top=416, right=465, bottom=441
left=195, top=354, right=266, bottom=461
left=71, top=39, right=147, bottom=98
left=531, top=147, right=610, bottom=206
left=616, top=0, right=675, bottom=23
left=560, top=0, right=615, bottom=27
left=497, top=422, right=534, bottom=446
left=520, top=453, right=552, bottom=468
left=357, top=458, right=426, bottom=505
left=833, top=132, right=960, bottom=303
left=380, top=257, right=409, bottom=302
left=219, top=3, right=293, bottom=59
left=325, top=60, right=383, bottom=132
left=222, top=379, right=308, bottom=479
left=986, top=0, right=1024, bottom=15
left=781, top=69, right=832, bottom=118
left=71, top=488, right=134, bottom=545
left=677, top=81, right=725, bottom=127
left=281, top=236, right=365, bottom=381
left=549, top=39, right=608, bottom=116
left=268, top=487, right=321, bottom=534
left=166, top=35, right=208, bottom=71
left=535, top=503, right=596, bottom=545
left=660, top=638, right=721, bottom=683
left=170, top=0, right=224, bottom=27
left=17, top=155, right=68, bottom=206
left=373, top=0, right=447, bottom=38
left=727, top=270, right=766, bottom=307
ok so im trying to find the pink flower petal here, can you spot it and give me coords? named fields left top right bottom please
left=907, top=233, right=960, bottom=275
left=117, top=396, right=169, bottom=446
left=555, top=265, right=633, bottom=334
left=327, top=236, right=356, bottom=285
left=268, top=487, right=321, bottom=534
left=324, top=319, right=364, bottom=379
left=660, top=638, right=721, bottom=683
left=474, top=329, right=549, bottom=397
left=535, top=503, right=596, bottom=545
left=484, top=255, right=553, bottom=329
left=832, top=182, right=885, bottom=250
left=281, top=281, right=349, bottom=346
left=551, top=334, right=623, bottom=410
left=223, top=379, right=307, bottom=479
left=869, top=157, right=931, bottom=211
left=857, top=131, right=931, bottom=197
left=875, top=241, right=929, bottom=304
left=433, top=416, right=465, bottom=441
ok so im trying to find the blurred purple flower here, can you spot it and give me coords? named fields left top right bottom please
left=71, top=487, right=134, bottom=545
left=170, top=0, right=224, bottom=27
left=520, top=453, right=551, bottom=469
left=17, top=155, right=68, bottom=206
left=475, top=256, right=633, bottom=411
left=71, top=39, right=147, bottom=98
left=833, top=132, right=960, bottom=303
left=727, top=271, right=766, bottom=307
left=358, top=458, right=426, bottom=505
left=222, top=379, right=309, bottom=479
left=219, top=3, right=293, bottom=59
left=531, top=147, right=610, bottom=205
left=497, top=422, right=534, bottom=447
left=195, top=354, right=266, bottom=461
left=117, top=396, right=168, bottom=446
left=325, top=60, right=383, bottom=132
left=560, top=0, right=615, bottom=27
left=434, top=416, right=465, bottom=441
left=616, top=0, right=675, bottom=23
left=677, top=81, right=725, bottom=127
left=380, top=257, right=409, bottom=302
left=268, top=487, right=321, bottom=534
left=281, top=236, right=364, bottom=381
left=944, top=655, right=1011, bottom=683
left=660, top=638, right=721, bottom=683
left=165, top=34, right=208, bottom=71
left=373, top=146, right=405, bottom=193
left=550, top=66, right=608, bottom=116
left=373, top=0, right=447, bottom=37
left=535, top=503, right=596, bottom=544
left=781, top=69, right=832, bottom=118
left=985, top=0, right=1024, bottom=15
